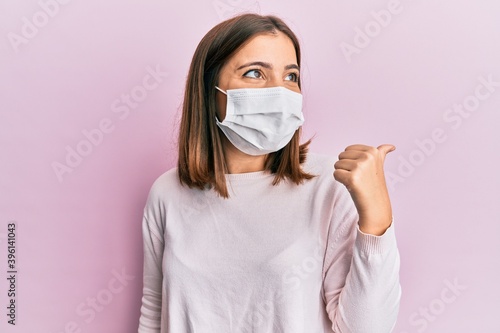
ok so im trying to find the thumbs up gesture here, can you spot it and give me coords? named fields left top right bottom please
left=333, top=144, right=395, bottom=236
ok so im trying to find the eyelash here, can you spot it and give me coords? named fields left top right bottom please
left=243, top=69, right=262, bottom=79
left=243, top=69, right=300, bottom=82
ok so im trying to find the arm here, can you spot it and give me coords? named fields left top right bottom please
left=323, top=202, right=401, bottom=332
left=138, top=214, right=164, bottom=332
left=323, top=144, right=401, bottom=332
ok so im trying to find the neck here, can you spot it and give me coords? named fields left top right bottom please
left=222, top=137, right=267, bottom=174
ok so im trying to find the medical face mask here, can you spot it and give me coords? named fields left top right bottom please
left=215, top=86, right=305, bottom=156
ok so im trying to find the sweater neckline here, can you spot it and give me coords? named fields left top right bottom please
left=224, top=170, right=274, bottom=180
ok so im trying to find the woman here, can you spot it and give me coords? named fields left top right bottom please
left=138, top=13, right=401, bottom=333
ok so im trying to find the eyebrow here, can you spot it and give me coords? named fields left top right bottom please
left=236, top=61, right=300, bottom=71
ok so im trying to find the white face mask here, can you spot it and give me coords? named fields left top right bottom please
left=215, top=86, right=305, bottom=156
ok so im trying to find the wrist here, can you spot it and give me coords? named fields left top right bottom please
left=358, top=214, right=392, bottom=236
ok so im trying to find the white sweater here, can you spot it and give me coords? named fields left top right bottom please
left=138, top=153, right=401, bottom=333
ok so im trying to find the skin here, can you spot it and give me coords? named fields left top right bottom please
left=216, top=31, right=394, bottom=236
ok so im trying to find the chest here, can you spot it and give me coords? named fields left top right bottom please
left=162, top=186, right=328, bottom=289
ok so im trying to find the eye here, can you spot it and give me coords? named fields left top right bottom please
left=285, top=72, right=299, bottom=82
left=243, top=69, right=262, bottom=79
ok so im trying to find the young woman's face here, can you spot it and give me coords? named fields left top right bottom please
left=216, top=31, right=300, bottom=121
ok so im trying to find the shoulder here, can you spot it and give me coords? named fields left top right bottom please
left=144, top=167, right=181, bottom=206
left=142, top=167, right=185, bottom=227
left=302, top=152, right=337, bottom=179
left=150, top=167, right=180, bottom=190
left=301, top=151, right=353, bottom=204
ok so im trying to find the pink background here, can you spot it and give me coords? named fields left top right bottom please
left=1, top=0, right=499, bottom=332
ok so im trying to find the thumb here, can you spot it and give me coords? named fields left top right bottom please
left=377, top=144, right=396, bottom=159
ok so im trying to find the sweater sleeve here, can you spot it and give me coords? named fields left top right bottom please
left=322, top=185, right=401, bottom=333
left=138, top=189, right=166, bottom=332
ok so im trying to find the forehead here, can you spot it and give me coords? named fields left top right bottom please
left=227, top=32, right=298, bottom=66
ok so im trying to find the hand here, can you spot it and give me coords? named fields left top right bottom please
left=333, top=144, right=395, bottom=236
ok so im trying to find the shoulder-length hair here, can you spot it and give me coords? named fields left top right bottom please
left=178, top=13, right=314, bottom=198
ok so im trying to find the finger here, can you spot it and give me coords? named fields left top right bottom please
left=334, top=159, right=357, bottom=171
left=344, top=144, right=372, bottom=152
left=377, top=144, right=396, bottom=160
left=333, top=169, right=352, bottom=190
left=338, top=150, right=364, bottom=161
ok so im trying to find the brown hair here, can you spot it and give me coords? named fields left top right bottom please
left=177, top=13, right=314, bottom=198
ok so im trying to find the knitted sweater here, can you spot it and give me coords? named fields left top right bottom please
left=138, top=152, right=401, bottom=333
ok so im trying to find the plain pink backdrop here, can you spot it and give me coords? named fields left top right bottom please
left=1, top=0, right=499, bottom=332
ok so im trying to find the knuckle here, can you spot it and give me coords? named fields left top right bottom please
left=362, top=151, right=375, bottom=162
left=350, top=173, right=360, bottom=186
left=369, top=147, right=378, bottom=155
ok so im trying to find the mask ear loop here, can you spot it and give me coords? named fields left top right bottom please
left=214, top=86, right=227, bottom=122
left=215, top=86, right=227, bottom=95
